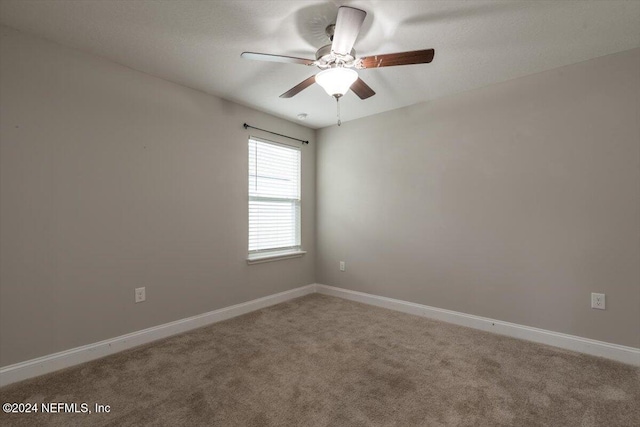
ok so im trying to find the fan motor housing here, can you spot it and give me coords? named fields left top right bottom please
left=315, top=44, right=356, bottom=67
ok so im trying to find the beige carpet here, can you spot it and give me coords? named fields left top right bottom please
left=1, top=294, right=638, bottom=426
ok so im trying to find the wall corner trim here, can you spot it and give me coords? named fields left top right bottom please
left=0, top=284, right=317, bottom=387
left=315, top=284, right=640, bottom=367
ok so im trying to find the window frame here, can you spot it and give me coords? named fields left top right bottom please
left=247, top=136, right=305, bottom=264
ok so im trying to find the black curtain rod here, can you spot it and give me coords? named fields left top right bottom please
left=243, top=123, right=309, bottom=145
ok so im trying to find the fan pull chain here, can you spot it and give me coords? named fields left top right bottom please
left=336, top=96, right=341, bottom=126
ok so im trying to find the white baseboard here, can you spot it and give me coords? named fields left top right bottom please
left=0, top=284, right=316, bottom=387
left=316, top=284, right=640, bottom=366
left=3, top=282, right=637, bottom=387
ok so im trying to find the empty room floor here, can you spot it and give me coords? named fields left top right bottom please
left=0, top=294, right=638, bottom=426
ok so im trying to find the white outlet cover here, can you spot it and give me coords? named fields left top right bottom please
left=591, top=293, right=605, bottom=310
left=135, top=287, right=146, bottom=303
left=339, top=261, right=345, bottom=272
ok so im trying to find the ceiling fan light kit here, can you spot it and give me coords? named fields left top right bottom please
left=241, top=6, right=435, bottom=126
left=315, top=67, right=358, bottom=98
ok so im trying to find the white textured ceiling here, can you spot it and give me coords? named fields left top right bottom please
left=1, top=0, right=639, bottom=129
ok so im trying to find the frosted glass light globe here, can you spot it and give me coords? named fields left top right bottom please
left=315, top=68, right=358, bottom=97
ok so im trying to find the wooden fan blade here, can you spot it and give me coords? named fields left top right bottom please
left=331, top=6, right=366, bottom=56
left=280, top=75, right=316, bottom=98
left=350, top=77, right=375, bottom=100
left=359, top=49, right=435, bottom=68
left=241, top=52, right=315, bottom=66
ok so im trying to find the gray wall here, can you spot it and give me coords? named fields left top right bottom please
left=2, top=23, right=638, bottom=368
left=317, top=48, right=640, bottom=348
left=0, top=26, right=315, bottom=367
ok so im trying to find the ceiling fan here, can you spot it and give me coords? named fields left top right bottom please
left=241, top=6, right=435, bottom=124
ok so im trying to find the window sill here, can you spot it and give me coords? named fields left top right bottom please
left=247, top=250, right=307, bottom=265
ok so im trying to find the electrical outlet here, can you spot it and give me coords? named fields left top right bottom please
left=339, top=261, right=346, bottom=272
left=135, top=287, right=146, bottom=303
left=591, top=293, right=605, bottom=310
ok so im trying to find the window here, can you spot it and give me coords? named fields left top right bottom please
left=248, top=137, right=303, bottom=262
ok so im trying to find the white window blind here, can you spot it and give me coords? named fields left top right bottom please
left=249, top=138, right=301, bottom=255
